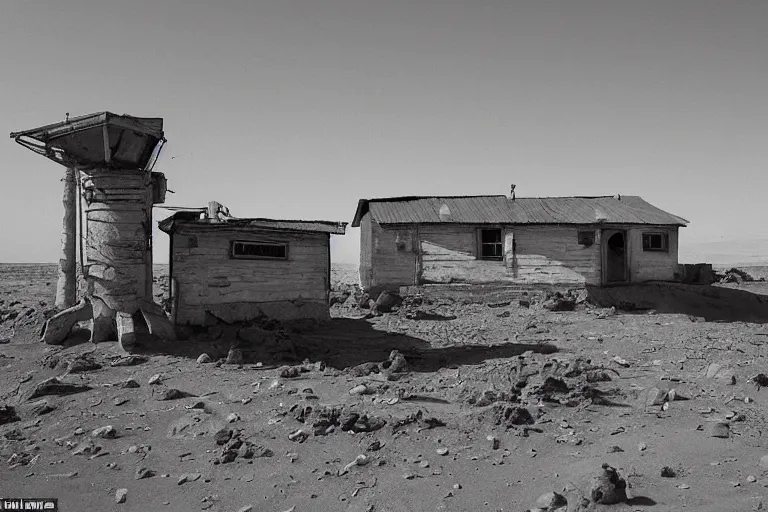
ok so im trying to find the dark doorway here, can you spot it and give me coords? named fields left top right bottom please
left=603, top=230, right=628, bottom=284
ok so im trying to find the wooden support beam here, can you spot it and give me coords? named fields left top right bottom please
left=55, top=168, right=77, bottom=309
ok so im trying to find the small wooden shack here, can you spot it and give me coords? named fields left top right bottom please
left=159, top=203, right=347, bottom=326
left=351, top=192, right=689, bottom=294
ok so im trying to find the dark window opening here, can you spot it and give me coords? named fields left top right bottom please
left=642, top=233, right=668, bottom=252
left=578, top=230, right=595, bottom=247
left=480, top=229, right=503, bottom=260
left=231, top=240, right=288, bottom=260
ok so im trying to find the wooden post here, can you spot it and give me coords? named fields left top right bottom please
left=55, top=168, right=77, bottom=309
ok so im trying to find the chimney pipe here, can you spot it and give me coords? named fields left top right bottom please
left=510, top=184, right=516, bottom=200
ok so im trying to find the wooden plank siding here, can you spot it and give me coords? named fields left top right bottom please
left=171, top=225, right=330, bottom=325
left=359, top=213, right=373, bottom=289
left=625, top=226, right=679, bottom=282
left=362, top=220, right=681, bottom=292
left=366, top=219, right=418, bottom=294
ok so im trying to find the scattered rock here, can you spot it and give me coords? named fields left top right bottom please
left=375, top=291, right=402, bottom=313
left=157, top=388, right=196, bottom=401
left=148, top=374, right=163, bottom=385
left=115, top=488, right=128, bottom=504
left=197, top=353, right=212, bottom=364
left=437, top=447, right=449, bottom=456
left=661, top=466, right=677, bottom=478
left=177, top=473, right=202, bottom=485
left=28, top=399, right=56, bottom=416
left=92, top=426, right=117, bottom=439
left=288, top=430, right=308, bottom=443
left=66, top=354, right=102, bottom=374
left=214, top=429, right=233, bottom=446
left=536, top=491, right=567, bottom=510
left=226, top=348, right=244, bottom=365
left=280, top=366, right=302, bottom=379
left=28, top=377, right=91, bottom=400
left=112, top=379, right=140, bottom=389
left=0, top=404, right=20, bottom=425
left=589, top=463, right=627, bottom=505
left=136, top=467, right=156, bottom=479
left=710, top=422, right=730, bottom=439
left=227, top=413, right=240, bottom=423
left=110, top=355, right=149, bottom=367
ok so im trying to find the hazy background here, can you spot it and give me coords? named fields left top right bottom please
left=1, top=0, right=766, bottom=266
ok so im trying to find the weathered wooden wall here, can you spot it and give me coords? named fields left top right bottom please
left=359, top=213, right=373, bottom=289
left=171, top=225, right=330, bottom=325
left=626, top=226, right=679, bottom=282
left=366, top=219, right=418, bottom=294
left=362, top=221, right=681, bottom=292
left=418, top=224, right=599, bottom=286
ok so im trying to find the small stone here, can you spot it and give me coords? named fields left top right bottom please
left=419, top=460, right=430, bottom=468
left=646, top=387, right=667, bottom=406
left=227, top=413, right=240, bottom=423
left=136, top=467, right=156, bottom=480
left=748, top=475, right=757, bottom=483
left=436, top=447, right=449, bottom=456
left=226, top=348, right=244, bottom=365
left=453, top=483, right=462, bottom=490
left=536, top=491, right=568, bottom=510
left=761, top=455, right=768, bottom=469
left=74, top=428, right=84, bottom=436
left=157, top=388, right=195, bottom=401
left=197, top=354, right=212, bottom=364
left=349, top=384, right=369, bottom=396
left=606, top=445, right=624, bottom=453
left=113, top=397, right=129, bottom=406
left=214, top=429, right=232, bottom=446
left=710, top=422, right=730, bottom=438
left=148, top=374, right=162, bottom=385
left=91, top=426, right=117, bottom=439
left=660, top=466, right=676, bottom=478
left=115, top=488, right=128, bottom=504
left=238, top=507, right=253, bottom=512
left=638, top=442, right=647, bottom=452
left=677, top=483, right=690, bottom=489
left=178, top=472, right=201, bottom=485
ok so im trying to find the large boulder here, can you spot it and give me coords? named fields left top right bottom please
left=375, top=291, right=403, bottom=313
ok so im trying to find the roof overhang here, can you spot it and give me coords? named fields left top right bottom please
left=10, top=111, right=165, bottom=171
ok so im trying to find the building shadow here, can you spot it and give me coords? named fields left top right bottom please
left=130, top=317, right=558, bottom=371
left=586, top=283, right=768, bottom=324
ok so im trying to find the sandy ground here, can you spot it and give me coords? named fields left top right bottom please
left=2, top=263, right=768, bottom=511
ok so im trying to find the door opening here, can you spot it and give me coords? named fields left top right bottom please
left=603, top=230, right=628, bottom=284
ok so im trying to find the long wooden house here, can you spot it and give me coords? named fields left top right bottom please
left=159, top=203, right=347, bottom=326
left=351, top=191, right=689, bottom=295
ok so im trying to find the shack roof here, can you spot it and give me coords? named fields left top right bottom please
left=351, top=195, right=689, bottom=227
left=158, top=211, right=347, bottom=235
left=10, top=111, right=164, bottom=170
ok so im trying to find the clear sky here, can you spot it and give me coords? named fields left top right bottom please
left=1, top=0, right=766, bottom=264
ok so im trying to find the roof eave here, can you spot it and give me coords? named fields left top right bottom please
left=351, top=199, right=369, bottom=227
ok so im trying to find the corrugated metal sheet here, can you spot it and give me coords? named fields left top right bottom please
left=352, top=195, right=688, bottom=227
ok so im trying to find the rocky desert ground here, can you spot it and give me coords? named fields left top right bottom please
left=3, top=263, right=768, bottom=512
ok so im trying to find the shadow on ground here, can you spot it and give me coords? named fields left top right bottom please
left=125, top=317, right=558, bottom=371
left=587, top=283, right=768, bottom=323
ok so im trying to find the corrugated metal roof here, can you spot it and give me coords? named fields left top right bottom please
left=351, top=195, right=688, bottom=227
left=158, top=213, right=347, bottom=235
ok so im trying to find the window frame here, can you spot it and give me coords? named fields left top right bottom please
left=230, top=240, right=289, bottom=260
left=577, top=230, right=595, bottom=247
left=478, top=228, right=504, bottom=261
left=642, top=232, right=669, bottom=252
